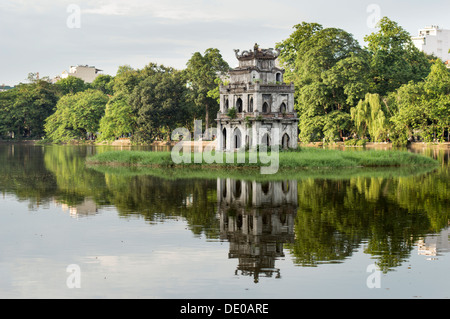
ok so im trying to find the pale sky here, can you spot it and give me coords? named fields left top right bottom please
left=1, top=0, right=449, bottom=86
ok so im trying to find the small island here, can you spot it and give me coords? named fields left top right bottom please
left=86, top=147, right=438, bottom=171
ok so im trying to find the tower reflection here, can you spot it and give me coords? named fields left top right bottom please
left=217, top=178, right=298, bottom=283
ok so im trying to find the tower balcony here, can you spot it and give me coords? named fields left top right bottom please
left=217, top=112, right=298, bottom=121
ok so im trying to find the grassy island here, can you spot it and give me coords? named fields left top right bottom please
left=86, top=147, right=438, bottom=170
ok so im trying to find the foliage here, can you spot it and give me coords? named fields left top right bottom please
left=55, top=76, right=88, bottom=95
left=87, top=148, right=437, bottom=169
left=226, top=107, right=237, bottom=119
left=98, top=92, right=136, bottom=141
left=350, top=93, right=388, bottom=142
left=277, top=23, right=371, bottom=143
left=364, top=17, right=432, bottom=96
left=388, top=60, right=450, bottom=143
left=91, top=74, right=114, bottom=95
left=44, top=89, right=108, bottom=142
left=0, top=80, right=59, bottom=138
left=129, top=65, right=192, bottom=143
left=185, top=48, right=230, bottom=131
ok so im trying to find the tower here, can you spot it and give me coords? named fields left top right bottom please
left=216, top=44, right=298, bottom=151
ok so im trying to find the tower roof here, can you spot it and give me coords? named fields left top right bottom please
left=234, top=43, right=280, bottom=61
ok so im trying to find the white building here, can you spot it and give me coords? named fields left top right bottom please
left=54, top=65, right=103, bottom=83
left=411, top=25, right=450, bottom=62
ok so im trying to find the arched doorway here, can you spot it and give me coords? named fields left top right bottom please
left=261, top=133, right=270, bottom=148
left=236, top=98, right=243, bottom=113
left=282, top=133, right=290, bottom=149
left=233, top=128, right=242, bottom=149
left=249, top=97, right=254, bottom=112
left=222, top=128, right=227, bottom=150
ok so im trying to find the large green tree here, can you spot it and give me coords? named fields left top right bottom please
left=0, top=80, right=59, bottom=138
left=389, top=60, right=450, bottom=143
left=44, top=89, right=108, bottom=142
left=364, top=17, right=432, bottom=96
left=129, top=65, right=191, bottom=143
left=185, top=48, right=230, bottom=133
left=277, top=24, right=370, bottom=142
left=98, top=92, right=136, bottom=141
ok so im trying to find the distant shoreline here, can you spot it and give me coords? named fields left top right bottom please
left=1, top=139, right=449, bottom=150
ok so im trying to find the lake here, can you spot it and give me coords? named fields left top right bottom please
left=0, top=144, right=448, bottom=299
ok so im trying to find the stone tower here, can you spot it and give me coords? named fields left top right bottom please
left=216, top=44, right=298, bottom=151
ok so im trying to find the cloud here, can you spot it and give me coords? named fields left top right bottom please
left=1, top=0, right=450, bottom=86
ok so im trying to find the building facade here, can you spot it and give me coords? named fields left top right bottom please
left=53, top=65, right=103, bottom=83
left=411, top=25, right=450, bottom=62
left=216, top=44, right=298, bottom=151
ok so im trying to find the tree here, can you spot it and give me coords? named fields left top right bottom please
left=44, top=89, right=108, bottom=142
left=277, top=24, right=370, bottom=142
left=91, top=74, right=114, bottom=95
left=111, top=65, right=140, bottom=95
left=422, top=60, right=450, bottom=141
left=0, top=80, right=59, bottom=138
left=185, top=48, right=230, bottom=133
left=364, top=17, right=432, bottom=96
left=55, top=76, right=88, bottom=95
left=129, top=66, right=191, bottom=143
left=389, top=60, right=450, bottom=143
left=351, top=93, right=388, bottom=142
left=276, top=22, right=323, bottom=83
left=98, top=92, right=136, bottom=141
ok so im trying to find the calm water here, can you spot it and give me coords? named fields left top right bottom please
left=0, top=144, right=448, bottom=299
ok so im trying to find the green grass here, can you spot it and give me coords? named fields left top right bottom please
left=87, top=164, right=438, bottom=182
left=86, top=147, right=438, bottom=170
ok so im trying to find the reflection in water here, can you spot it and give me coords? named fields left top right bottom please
left=0, top=144, right=449, bottom=276
left=217, top=179, right=297, bottom=282
left=56, top=197, right=98, bottom=218
left=417, top=227, right=450, bottom=257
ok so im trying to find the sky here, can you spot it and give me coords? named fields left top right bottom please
left=1, top=0, right=449, bottom=86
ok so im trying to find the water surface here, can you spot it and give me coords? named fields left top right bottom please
left=0, top=144, right=448, bottom=298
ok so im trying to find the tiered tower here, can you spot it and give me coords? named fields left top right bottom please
left=216, top=44, right=298, bottom=150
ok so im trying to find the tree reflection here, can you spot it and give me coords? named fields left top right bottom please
left=0, top=144, right=448, bottom=273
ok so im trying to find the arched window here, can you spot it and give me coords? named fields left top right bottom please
left=262, top=102, right=269, bottom=113
left=276, top=73, right=282, bottom=83
left=236, top=98, right=243, bottom=113
left=225, top=98, right=229, bottom=111
left=282, top=133, right=290, bottom=149
left=249, top=97, right=254, bottom=112
left=280, top=102, right=286, bottom=113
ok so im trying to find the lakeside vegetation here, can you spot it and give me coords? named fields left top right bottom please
left=86, top=147, right=438, bottom=170
left=1, top=17, right=449, bottom=145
